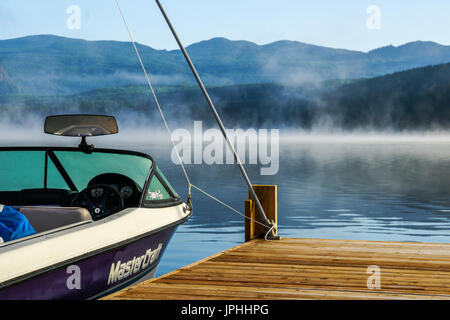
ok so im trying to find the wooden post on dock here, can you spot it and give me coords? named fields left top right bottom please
left=245, top=185, right=277, bottom=242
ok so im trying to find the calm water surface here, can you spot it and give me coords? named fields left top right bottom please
left=5, top=135, right=450, bottom=276
left=122, top=140, right=450, bottom=276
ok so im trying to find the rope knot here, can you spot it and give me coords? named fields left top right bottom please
left=184, top=193, right=193, bottom=213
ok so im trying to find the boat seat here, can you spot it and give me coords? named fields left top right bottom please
left=15, top=206, right=93, bottom=233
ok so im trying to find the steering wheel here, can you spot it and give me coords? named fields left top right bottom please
left=71, top=184, right=124, bottom=220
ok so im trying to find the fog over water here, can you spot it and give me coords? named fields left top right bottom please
left=2, top=120, right=450, bottom=275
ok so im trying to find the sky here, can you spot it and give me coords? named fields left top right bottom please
left=0, top=0, right=449, bottom=52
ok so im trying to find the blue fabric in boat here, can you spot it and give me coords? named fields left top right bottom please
left=0, top=204, right=36, bottom=242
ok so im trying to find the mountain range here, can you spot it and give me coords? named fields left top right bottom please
left=1, top=35, right=450, bottom=95
left=2, top=62, right=450, bottom=131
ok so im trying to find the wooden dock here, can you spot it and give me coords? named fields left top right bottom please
left=104, top=237, right=450, bottom=300
left=104, top=185, right=450, bottom=300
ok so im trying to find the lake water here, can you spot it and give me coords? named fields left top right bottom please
left=123, top=138, right=450, bottom=277
left=4, top=132, right=450, bottom=277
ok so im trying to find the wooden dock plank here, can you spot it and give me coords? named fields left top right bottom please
left=103, top=238, right=450, bottom=300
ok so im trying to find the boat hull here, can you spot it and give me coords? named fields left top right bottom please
left=0, top=225, right=177, bottom=300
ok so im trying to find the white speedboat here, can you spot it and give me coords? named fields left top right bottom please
left=0, top=115, right=192, bottom=299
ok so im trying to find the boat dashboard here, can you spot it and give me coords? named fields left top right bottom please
left=70, top=173, right=142, bottom=220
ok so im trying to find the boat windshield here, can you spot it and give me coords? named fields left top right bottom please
left=0, top=149, right=153, bottom=191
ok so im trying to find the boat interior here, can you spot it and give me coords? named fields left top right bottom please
left=0, top=177, right=141, bottom=234
left=0, top=173, right=144, bottom=237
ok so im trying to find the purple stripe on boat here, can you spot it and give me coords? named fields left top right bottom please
left=0, top=226, right=177, bottom=300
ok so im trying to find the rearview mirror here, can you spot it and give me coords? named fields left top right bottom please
left=44, top=115, right=118, bottom=137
